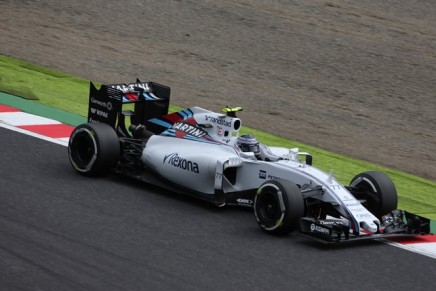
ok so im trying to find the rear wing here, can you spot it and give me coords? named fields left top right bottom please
left=88, top=79, right=170, bottom=134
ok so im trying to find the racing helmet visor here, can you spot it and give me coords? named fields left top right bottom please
left=241, top=143, right=260, bottom=154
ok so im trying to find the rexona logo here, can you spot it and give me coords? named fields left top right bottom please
left=173, top=122, right=206, bottom=138
left=163, top=153, right=199, bottom=173
left=204, top=115, right=232, bottom=127
left=310, top=223, right=330, bottom=235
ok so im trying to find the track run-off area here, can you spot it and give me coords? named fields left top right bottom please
left=1, top=94, right=435, bottom=290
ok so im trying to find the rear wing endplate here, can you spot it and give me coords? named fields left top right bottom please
left=88, top=79, right=170, bottom=133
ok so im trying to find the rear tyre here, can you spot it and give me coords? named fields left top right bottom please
left=254, top=179, right=305, bottom=235
left=349, top=171, right=398, bottom=218
left=68, top=122, right=120, bottom=176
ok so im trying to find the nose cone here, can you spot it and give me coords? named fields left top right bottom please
left=360, top=221, right=378, bottom=233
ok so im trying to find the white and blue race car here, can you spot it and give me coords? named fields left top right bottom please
left=68, top=80, right=431, bottom=243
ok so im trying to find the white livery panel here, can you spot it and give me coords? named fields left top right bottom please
left=143, top=135, right=239, bottom=194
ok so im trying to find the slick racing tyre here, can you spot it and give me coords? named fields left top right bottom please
left=68, top=122, right=120, bottom=176
left=350, top=171, right=398, bottom=218
left=254, top=179, right=305, bottom=235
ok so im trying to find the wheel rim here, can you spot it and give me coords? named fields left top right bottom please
left=69, top=128, right=98, bottom=172
left=74, top=135, right=94, bottom=163
left=259, top=192, right=281, bottom=223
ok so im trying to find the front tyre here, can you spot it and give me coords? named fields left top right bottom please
left=349, top=171, right=398, bottom=218
left=68, top=122, right=120, bottom=176
left=254, top=179, right=305, bottom=235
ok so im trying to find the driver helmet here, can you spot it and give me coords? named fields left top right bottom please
left=237, top=134, right=260, bottom=157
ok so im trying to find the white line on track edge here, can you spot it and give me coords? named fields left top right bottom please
left=383, top=240, right=436, bottom=260
left=0, top=122, right=68, bottom=147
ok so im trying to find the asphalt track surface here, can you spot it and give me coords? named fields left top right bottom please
left=1, top=128, right=435, bottom=290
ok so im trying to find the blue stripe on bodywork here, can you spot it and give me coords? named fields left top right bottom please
left=182, top=109, right=193, bottom=118
left=177, top=109, right=193, bottom=120
left=178, top=110, right=188, bottom=120
left=148, top=118, right=173, bottom=129
left=160, top=129, right=176, bottom=137
left=143, top=92, right=158, bottom=100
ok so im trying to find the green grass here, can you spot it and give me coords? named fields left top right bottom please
left=1, top=54, right=435, bottom=219
left=0, top=55, right=180, bottom=116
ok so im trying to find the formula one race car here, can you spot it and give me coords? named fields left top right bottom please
left=68, top=80, right=431, bottom=243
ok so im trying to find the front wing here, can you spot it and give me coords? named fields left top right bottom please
left=298, top=210, right=432, bottom=244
